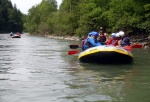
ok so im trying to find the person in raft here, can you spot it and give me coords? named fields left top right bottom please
left=115, top=32, right=122, bottom=46
left=16, top=32, right=21, bottom=37
left=83, top=31, right=101, bottom=51
left=107, top=33, right=118, bottom=46
left=97, top=27, right=107, bottom=45
left=10, top=32, right=14, bottom=36
left=107, top=32, right=124, bottom=46
left=119, top=31, right=131, bottom=47
left=81, top=32, right=93, bottom=50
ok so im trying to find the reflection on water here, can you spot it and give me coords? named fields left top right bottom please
left=63, top=64, right=131, bottom=101
left=0, top=34, right=150, bottom=102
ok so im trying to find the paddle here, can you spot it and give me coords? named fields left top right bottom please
left=68, top=50, right=80, bottom=55
left=69, top=45, right=80, bottom=49
left=124, top=46, right=132, bottom=52
left=68, top=45, right=80, bottom=55
left=131, top=44, right=142, bottom=48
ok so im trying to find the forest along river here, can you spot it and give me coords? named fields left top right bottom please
left=0, top=34, right=150, bottom=102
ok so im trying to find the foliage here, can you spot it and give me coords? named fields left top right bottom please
left=1, top=0, right=150, bottom=36
left=0, top=0, right=23, bottom=33
left=141, top=4, right=150, bottom=32
left=56, top=0, right=150, bottom=36
left=24, top=0, right=57, bottom=35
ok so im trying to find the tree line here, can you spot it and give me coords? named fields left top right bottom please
left=0, top=0, right=23, bottom=33
left=0, top=0, right=150, bottom=37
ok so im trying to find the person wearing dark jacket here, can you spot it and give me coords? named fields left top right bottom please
left=97, top=27, right=107, bottom=45
left=119, top=31, right=131, bottom=47
left=10, top=32, right=14, bottom=36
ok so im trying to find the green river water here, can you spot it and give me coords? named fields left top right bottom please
left=0, top=34, right=150, bottom=102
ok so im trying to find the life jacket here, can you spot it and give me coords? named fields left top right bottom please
left=83, top=37, right=97, bottom=50
left=83, top=37, right=101, bottom=51
left=107, top=38, right=118, bottom=46
left=121, top=37, right=130, bottom=47
left=107, top=38, right=113, bottom=45
left=98, top=34, right=106, bottom=42
left=10, top=33, right=14, bottom=36
left=16, top=33, right=21, bottom=36
left=112, top=40, right=118, bottom=46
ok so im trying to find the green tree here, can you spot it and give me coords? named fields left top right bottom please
left=55, top=0, right=80, bottom=36
left=24, top=0, right=150, bottom=36
left=25, top=0, right=57, bottom=35
left=0, top=0, right=23, bottom=33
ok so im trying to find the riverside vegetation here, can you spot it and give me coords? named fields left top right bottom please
left=0, top=0, right=150, bottom=48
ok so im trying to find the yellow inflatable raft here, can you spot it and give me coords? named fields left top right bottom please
left=78, top=45, right=133, bottom=64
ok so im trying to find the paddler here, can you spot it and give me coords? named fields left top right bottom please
left=107, top=33, right=118, bottom=46
left=97, top=27, right=107, bottom=45
left=119, top=31, right=131, bottom=47
left=10, top=32, right=14, bottom=36
left=83, top=31, right=101, bottom=51
left=81, top=32, right=93, bottom=50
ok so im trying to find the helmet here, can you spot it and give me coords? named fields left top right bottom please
left=115, top=33, right=120, bottom=37
left=91, top=31, right=99, bottom=37
left=119, top=31, right=125, bottom=37
left=88, top=32, right=92, bottom=36
left=111, top=33, right=116, bottom=37
left=99, top=27, right=104, bottom=30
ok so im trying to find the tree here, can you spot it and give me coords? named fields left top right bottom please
left=25, top=0, right=57, bottom=35
left=0, top=0, right=23, bottom=33
left=24, top=0, right=150, bottom=36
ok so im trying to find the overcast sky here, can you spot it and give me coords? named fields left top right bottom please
left=10, top=0, right=62, bottom=14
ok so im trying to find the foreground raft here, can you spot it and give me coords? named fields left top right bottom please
left=78, top=46, right=133, bottom=64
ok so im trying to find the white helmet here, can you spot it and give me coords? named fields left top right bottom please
left=119, top=31, right=125, bottom=37
left=115, top=33, right=120, bottom=37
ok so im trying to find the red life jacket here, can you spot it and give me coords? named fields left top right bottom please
left=107, top=38, right=113, bottom=45
left=107, top=38, right=118, bottom=46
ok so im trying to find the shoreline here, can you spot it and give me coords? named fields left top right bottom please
left=28, top=33, right=80, bottom=41
left=30, top=34, right=150, bottom=49
left=46, top=35, right=80, bottom=41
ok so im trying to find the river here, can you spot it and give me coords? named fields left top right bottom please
left=0, top=34, right=150, bottom=102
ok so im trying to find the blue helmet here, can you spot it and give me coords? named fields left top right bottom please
left=111, top=33, right=116, bottom=37
left=91, top=31, right=99, bottom=37
left=88, top=32, right=92, bottom=36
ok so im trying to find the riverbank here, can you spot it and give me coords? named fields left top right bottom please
left=46, top=35, right=80, bottom=41
left=31, top=33, right=150, bottom=49
left=130, top=35, right=150, bottom=49
left=46, top=35, right=150, bottom=49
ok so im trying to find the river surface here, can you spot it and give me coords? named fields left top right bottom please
left=0, top=34, right=150, bottom=102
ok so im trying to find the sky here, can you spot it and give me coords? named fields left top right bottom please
left=10, top=0, right=62, bottom=14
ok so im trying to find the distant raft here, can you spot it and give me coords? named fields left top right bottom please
left=11, top=35, right=21, bottom=38
left=78, top=45, right=133, bottom=64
